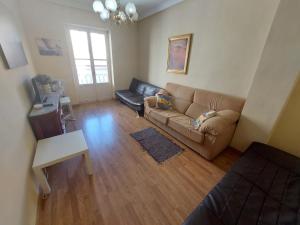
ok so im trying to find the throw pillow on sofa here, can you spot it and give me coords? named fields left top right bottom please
left=156, top=94, right=173, bottom=110
left=156, top=89, right=169, bottom=96
left=192, top=110, right=217, bottom=129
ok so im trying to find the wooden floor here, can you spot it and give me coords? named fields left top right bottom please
left=36, top=100, right=240, bottom=225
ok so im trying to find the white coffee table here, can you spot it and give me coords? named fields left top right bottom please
left=32, top=130, right=93, bottom=197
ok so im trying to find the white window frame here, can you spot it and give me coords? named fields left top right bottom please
left=65, top=24, right=113, bottom=87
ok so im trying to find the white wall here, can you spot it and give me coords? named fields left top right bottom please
left=0, top=1, right=38, bottom=225
left=19, top=0, right=139, bottom=104
left=138, top=0, right=280, bottom=98
left=232, top=0, right=300, bottom=150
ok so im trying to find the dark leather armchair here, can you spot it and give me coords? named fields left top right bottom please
left=115, top=78, right=160, bottom=116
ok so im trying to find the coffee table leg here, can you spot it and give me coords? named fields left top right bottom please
left=83, top=151, right=93, bottom=175
left=34, top=167, right=51, bottom=195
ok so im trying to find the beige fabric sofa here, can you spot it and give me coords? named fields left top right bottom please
left=144, top=83, right=245, bottom=160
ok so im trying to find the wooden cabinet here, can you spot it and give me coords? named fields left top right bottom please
left=28, top=93, right=64, bottom=140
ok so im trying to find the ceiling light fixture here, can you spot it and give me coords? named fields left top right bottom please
left=93, top=0, right=139, bottom=25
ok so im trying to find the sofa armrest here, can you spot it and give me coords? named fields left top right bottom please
left=199, top=110, right=241, bottom=136
left=144, top=96, right=157, bottom=108
left=217, top=110, right=240, bottom=123
left=199, top=116, right=234, bottom=136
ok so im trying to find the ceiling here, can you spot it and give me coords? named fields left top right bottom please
left=42, top=0, right=183, bottom=19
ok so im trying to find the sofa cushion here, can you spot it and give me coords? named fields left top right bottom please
left=117, top=78, right=160, bottom=114
left=115, top=90, right=135, bottom=99
left=144, top=85, right=159, bottom=97
left=129, top=78, right=139, bottom=92
left=149, top=109, right=182, bottom=124
left=185, top=89, right=245, bottom=118
left=128, top=78, right=160, bottom=97
left=130, top=79, right=146, bottom=95
left=185, top=103, right=208, bottom=119
left=116, top=90, right=144, bottom=106
left=125, top=95, right=145, bottom=106
left=168, top=116, right=204, bottom=143
left=166, top=83, right=195, bottom=114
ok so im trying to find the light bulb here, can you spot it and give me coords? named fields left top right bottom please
left=105, top=0, right=118, bottom=12
left=100, top=8, right=110, bottom=21
left=125, top=2, right=136, bottom=16
left=93, top=0, right=104, bottom=13
left=131, top=12, right=138, bottom=22
left=119, top=11, right=127, bottom=22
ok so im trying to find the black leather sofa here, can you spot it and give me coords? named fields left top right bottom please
left=183, top=142, right=300, bottom=225
left=115, top=78, right=160, bottom=116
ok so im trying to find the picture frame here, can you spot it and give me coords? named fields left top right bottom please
left=36, top=38, right=63, bottom=56
left=0, top=41, right=28, bottom=69
left=167, top=33, right=192, bottom=74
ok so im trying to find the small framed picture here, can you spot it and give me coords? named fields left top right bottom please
left=36, top=38, right=63, bottom=56
left=167, top=34, right=192, bottom=74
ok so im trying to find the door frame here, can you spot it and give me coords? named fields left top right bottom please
left=64, top=23, right=115, bottom=103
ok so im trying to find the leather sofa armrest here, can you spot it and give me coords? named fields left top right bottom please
left=144, top=96, right=157, bottom=108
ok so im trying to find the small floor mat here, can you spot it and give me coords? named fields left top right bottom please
left=131, top=127, right=183, bottom=163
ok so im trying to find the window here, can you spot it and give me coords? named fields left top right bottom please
left=69, top=29, right=109, bottom=85
left=90, top=33, right=109, bottom=83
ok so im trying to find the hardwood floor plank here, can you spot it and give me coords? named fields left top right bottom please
left=36, top=100, right=240, bottom=225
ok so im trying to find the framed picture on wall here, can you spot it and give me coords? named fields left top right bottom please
left=167, top=33, right=192, bottom=74
left=36, top=38, right=63, bottom=56
left=0, top=41, right=28, bottom=69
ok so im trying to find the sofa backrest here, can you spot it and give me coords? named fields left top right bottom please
left=129, top=78, right=160, bottom=97
left=166, top=83, right=195, bottom=113
left=185, top=89, right=245, bottom=119
left=165, top=82, right=245, bottom=118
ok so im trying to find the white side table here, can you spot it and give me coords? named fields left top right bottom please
left=32, top=130, right=93, bottom=197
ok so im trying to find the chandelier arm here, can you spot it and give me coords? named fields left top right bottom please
left=93, top=0, right=138, bottom=24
